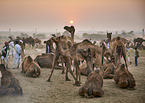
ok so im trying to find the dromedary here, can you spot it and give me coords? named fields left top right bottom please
left=0, top=64, right=23, bottom=96
left=34, top=53, right=54, bottom=68
left=47, top=36, right=103, bottom=86
left=114, top=63, right=136, bottom=88
left=47, top=26, right=103, bottom=86
left=21, top=56, right=41, bottom=78
left=79, top=68, right=104, bottom=98
left=78, top=48, right=93, bottom=76
left=34, top=53, right=64, bottom=69
left=111, top=37, right=128, bottom=69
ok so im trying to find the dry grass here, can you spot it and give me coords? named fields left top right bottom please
left=0, top=37, right=145, bottom=103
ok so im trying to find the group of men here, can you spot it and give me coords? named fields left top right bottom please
left=1, top=40, right=21, bottom=69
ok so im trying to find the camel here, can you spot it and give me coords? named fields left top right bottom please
left=79, top=61, right=90, bottom=76
left=103, top=63, right=116, bottom=79
left=47, top=26, right=103, bottom=86
left=34, top=53, right=64, bottom=69
left=78, top=48, right=93, bottom=76
left=133, top=37, right=145, bottom=50
left=34, top=53, right=54, bottom=68
left=47, top=35, right=76, bottom=83
left=112, top=37, right=131, bottom=44
left=79, top=68, right=104, bottom=98
left=44, top=38, right=55, bottom=53
left=114, top=63, right=136, bottom=88
left=111, top=37, right=128, bottom=69
left=134, top=37, right=145, bottom=46
left=0, top=64, right=23, bottom=96
left=47, top=35, right=103, bottom=86
left=21, top=56, right=41, bottom=78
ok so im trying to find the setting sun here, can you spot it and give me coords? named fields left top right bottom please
left=69, top=20, right=74, bottom=24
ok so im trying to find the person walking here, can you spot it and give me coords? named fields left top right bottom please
left=134, top=47, right=139, bottom=66
left=13, top=40, right=21, bottom=69
left=1, top=42, right=9, bottom=68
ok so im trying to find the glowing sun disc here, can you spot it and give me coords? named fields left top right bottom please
left=70, top=20, right=74, bottom=24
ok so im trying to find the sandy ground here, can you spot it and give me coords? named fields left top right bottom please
left=0, top=38, right=145, bottom=103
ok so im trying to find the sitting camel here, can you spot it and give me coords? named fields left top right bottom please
left=21, top=56, right=41, bottom=78
left=0, top=64, right=23, bottom=96
left=78, top=48, right=94, bottom=76
left=79, top=61, right=91, bottom=76
left=34, top=53, right=54, bottom=68
left=79, top=68, right=104, bottom=98
left=114, top=63, right=136, bottom=88
left=34, top=53, right=64, bottom=69
left=103, top=63, right=116, bottom=79
left=102, top=55, right=116, bottom=79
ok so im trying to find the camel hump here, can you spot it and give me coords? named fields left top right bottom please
left=82, top=39, right=91, bottom=43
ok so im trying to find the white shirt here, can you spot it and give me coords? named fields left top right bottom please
left=9, top=41, right=14, bottom=49
left=14, top=44, right=21, bottom=58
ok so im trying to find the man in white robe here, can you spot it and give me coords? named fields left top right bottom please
left=13, top=40, right=21, bottom=69
left=8, top=41, right=15, bottom=58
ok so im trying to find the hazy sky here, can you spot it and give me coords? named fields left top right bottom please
left=0, top=0, right=145, bottom=32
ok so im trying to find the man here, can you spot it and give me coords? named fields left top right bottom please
left=13, top=40, right=21, bottom=69
left=125, top=43, right=132, bottom=65
left=1, top=42, right=9, bottom=68
left=8, top=40, right=15, bottom=58
left=134, top=47, right=139, bottom=66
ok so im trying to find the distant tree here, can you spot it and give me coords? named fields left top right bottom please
left=83, top=33, right=89, bottom=38
left=21, top=33, right=29, bottom=38
left=115, top=31, right=118, bottom=35
left=33, top=33, right=46, bottom=39
left=128, top=30, right=134, bottom=35
left=122, top=30, right=127, bottom=35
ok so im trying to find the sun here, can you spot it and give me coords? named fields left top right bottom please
left=69, top=20, right=74, bottom=24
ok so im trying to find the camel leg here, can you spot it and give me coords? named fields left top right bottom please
left=67, top=59, right=76, bottom=82
left=61, top=63, right=65, bottom=74
left=74, top=60, right=81, bottom=86
left=65, top=62, right=71, bottom=81
left=47, top=53, right=58, bottom=82
left=123, top=53, right=128, bottom=69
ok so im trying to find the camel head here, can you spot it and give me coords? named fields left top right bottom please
left=64, top=26, right=75, bottom=42
left=44, top=39, right=53, bottom=45
left=107, top=32, right=112, bottom=41
left=64, top=26, right=75, bottom=34
left=116, top=45, right=123, bottom=55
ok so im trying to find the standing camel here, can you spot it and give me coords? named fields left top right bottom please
left=47, top=37, right=103, bottom=85
left=111, top=37, right=128, bottom=69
